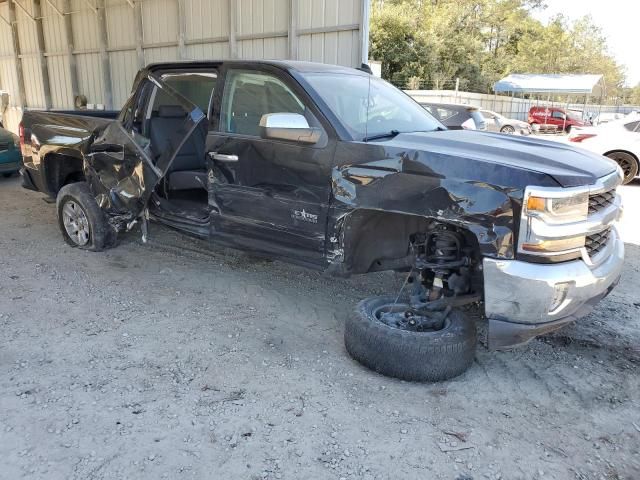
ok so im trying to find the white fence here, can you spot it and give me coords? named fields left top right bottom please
left=406, top=89, right=639, bottom=122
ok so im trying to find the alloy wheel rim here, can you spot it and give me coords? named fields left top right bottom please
left=617, top=157, right=633, bottom=178
left=62, top=200, right=90, bottom=246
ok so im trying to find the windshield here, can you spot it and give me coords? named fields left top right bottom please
left=301, top=73, right=444, bottom=141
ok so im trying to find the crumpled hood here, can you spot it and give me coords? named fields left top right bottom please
left=381, top=130, right=617, bottom=187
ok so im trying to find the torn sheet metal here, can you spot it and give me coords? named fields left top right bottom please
left=84, top=73, right=208, bottom=224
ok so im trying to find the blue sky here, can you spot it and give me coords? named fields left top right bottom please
left=532, top=0, right=639, bottom=86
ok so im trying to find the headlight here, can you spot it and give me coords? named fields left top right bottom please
left=518, top=188, right=589, bottom=259
left=525, top=192, right=588, bottom=223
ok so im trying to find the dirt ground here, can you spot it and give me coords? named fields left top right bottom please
left=1, top=175, right=639, bottom=480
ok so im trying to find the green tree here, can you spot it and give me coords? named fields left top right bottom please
left=368, top=0, right=626, bottom=98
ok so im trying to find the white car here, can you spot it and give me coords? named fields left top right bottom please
left=480, top=109, right=531, bottom=135
left=568, top=115, right=640, bottom=184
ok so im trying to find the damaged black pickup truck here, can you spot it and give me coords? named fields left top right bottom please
left=20, top=61, right=624, bottom=381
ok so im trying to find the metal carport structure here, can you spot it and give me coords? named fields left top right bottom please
left=493, top=73, right=606, bottom=130
left=493, top=73, right=605, bottom=96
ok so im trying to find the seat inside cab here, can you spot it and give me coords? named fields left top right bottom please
left=146, top=72, right=216, bottom=199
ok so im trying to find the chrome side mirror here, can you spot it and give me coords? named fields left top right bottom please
left=259, top=113, right=321, bottom=145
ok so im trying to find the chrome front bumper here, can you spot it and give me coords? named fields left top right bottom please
left=483, top=226, right=624, bottom=348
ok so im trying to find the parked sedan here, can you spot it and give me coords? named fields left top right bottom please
left=480, top=109, right=531, bottom=135
left=420, top=102, right=486, bottom=130
left=0, top=124, right=21, bottom=178
left=568, top=115, right=640, bottom=184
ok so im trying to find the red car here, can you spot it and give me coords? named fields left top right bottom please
left=528, top=106, right=586, bottom=133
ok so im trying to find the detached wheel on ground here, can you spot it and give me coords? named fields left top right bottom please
left=500, top=125, right=515, bottom=134
left=344, top=295, right=477, bottom=382
left=56, top=182, right=115, bottom=251
left=606, top=151, right=638, bottom=184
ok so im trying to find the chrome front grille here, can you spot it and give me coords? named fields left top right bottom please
left=585, top=227, right=611, bottom=257
left=588, top=189, right=615, bottom=215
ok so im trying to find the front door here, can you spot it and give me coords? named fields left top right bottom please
left=85, top=74, right=208, bottom=220
left=207, top=67, right=335, bottom=264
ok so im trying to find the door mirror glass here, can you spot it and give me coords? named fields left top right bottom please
left=259, top=113, right=321, bottom=144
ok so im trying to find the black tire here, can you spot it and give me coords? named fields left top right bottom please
left=606, top=151, right=639, bottom=185
left=344, top=296, right=476, bottom=382
left=56, top=182, right=116, bottom=251
left=564, top=125, right=572, bottom=134
left=2, top=172, right=14, bottom=178
left=500, top=125, right=515, bottom=134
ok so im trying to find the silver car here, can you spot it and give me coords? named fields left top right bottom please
left=481, top=109, right=531, bottom=135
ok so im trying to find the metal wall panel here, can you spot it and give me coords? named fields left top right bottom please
left=297, top=0, right=362, bottom=67
left=47, top=55, right=72, bottom=108
left=185, top=0, right=228, bottom=40
left=109, top=50, right=138, bottom=106
left=76, top=52, right=104, bottom=106
left=186, top=42, right=229, bottom=61
left=70, top=0, right=100, bottom=49
left=42, top=0, right=73, bottom=108
left=69, top=0, right=103, bottom=106
left=22, top=56, right=45, bottom=107
left=15, top=0, right=38, bottom=53
left=144, top=45, right=179, bottom=64
left=0, top=0, right=367, bottom=116
left=106, top=0, right=137, bottom=48
left=0, top=3, right=20, bottom=106
left=15, top=0, right=47, bottom=107
left=142, top=0, right=178, bottom=45
left=42, top=0, right=67, bottom=52
left=236, top=0, right=288, bottom=60
left=237, top=37, right=288, bottom=60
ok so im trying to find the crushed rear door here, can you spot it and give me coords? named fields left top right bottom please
left=84, top=73, right=208, bottom=224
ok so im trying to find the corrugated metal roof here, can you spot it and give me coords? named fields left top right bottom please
left=494, top=74, right=604, bottom=94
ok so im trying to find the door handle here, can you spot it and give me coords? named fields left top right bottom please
left=209, top=152, right=239, bottom=163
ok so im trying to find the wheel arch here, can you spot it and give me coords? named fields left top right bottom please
left=603, top=149, right=639, bottom=164
left=329, top=209, right=488, bottom=275
left=42, top=150, right=86, bottom=195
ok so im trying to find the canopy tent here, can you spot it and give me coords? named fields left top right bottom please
left=493, top=74, right=605, bottom=96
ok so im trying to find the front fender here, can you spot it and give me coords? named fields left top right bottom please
left=328, top=164, right=519, bottom=272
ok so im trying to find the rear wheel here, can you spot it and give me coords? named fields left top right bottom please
left=344, top=295, right=476, bottom=382
left=606, top=151, right=639, bottom=184
left=2, top=172, right=14, bottom=178
left=500, top=125, right=515, bottom=134
left=56, top=182, right=116, bottom=251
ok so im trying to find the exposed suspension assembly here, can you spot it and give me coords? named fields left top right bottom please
left=407, top=223, right=477, bottom=305
left=380, top=223, right=480, bottom=332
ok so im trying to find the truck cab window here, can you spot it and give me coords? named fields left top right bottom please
left=157, top=72, right=218, bottom=115
left=220, top=70, right=306, bottom=137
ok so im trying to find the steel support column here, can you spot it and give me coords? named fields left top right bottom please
left=359, top=0, right=371, bottom=65
left=288, top=0, right=297, bottom=60
left=96, top=0, right=113, bottom=109
left=62, top=0, right=80, bottom=105
left=228, top=0, right=237, bottom=58
left=33, top=0, right=52, bottom=109
left=8, top=1, right=26, bottom=107
left=134, top=0, right=144, bottom=68
left=177, top=0, right=186, bottom=59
